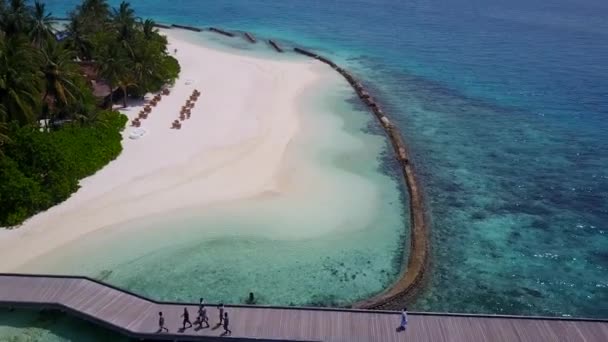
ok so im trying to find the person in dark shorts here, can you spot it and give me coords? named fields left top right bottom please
left=223, top=312, right=232, bottom=335
left=197, top=304, right=210, bottom=328
left=218, top=303, right=225, bottom=325
left=158, top=312, right=168, bottom=332
left=181, top=307, right=193, bottom=329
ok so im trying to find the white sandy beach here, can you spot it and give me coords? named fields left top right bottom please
left=0, top=30, right=328, bottom=271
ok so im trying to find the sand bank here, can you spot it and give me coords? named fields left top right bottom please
left=0, top=30, right=325, bottom=271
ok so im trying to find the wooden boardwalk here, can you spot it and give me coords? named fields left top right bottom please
left=0, top=274, right=607, bottom=341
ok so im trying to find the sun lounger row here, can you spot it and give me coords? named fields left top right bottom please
left=172, top=89, right=201, bottom=129
left=131, top=90, right=169, bottom=127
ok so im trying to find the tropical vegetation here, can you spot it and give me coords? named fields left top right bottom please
left=0, top=0, right=180, bottom=226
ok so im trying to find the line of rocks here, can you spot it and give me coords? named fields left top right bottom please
left=292, top=47, right=430, bottom=310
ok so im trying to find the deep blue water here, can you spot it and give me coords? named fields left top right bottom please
left=43, top=0, right=608, bottom=319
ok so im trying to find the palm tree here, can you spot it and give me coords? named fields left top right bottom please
left=112, top=2, right=136, bottom=57
left=2, top=0, right=32, bottom=35
left=40, top=41, right=80, bottom=119
left=96, top=45, right=124, bottom=107
left=141, top=19, right=157, bottom=39
left=64, top=17, right=93, bottom=61
left=97, top=42, right=135, bottom=108
left=0, top=1, right=6, bottom=23
left=0, top=103, right=5, bottom=122
left=79, top=0, right=110, bottom=18
left=70, top=0, right=110, bottom=36
left=112, top=1, right=135, bottom=28
left=131, top=40, right=153, bottom=88
left=0, top=35, right=42, bottom=125
left=0, top=98, right=8, bottom=151
left=29, top=1, right=55, bottom=48
left=118, top=71, right=136, bottom=108
left=0, top=119, right=10, bottom=154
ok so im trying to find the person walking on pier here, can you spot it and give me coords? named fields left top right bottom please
left=157, top=312, right=169, bottom=333
left=198, top=297, right=205, bottom=320
left=181, top=307, right=193, bottom=330
left=223, top=312, right=232, bottom=336
left=396, top=307, right=408, bottom=332
left=218, top=303, right=225, bottom=325
left=197, top=304, right=210, bottom=329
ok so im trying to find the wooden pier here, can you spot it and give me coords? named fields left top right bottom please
left=0, top=274, right=606, bottom=341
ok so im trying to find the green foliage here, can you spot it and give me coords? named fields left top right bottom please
left=0, top=111, right=127, bottom=226
left=0, top=0, right=179, bottom=227
left=40, top=40, right=82, bottom=117
left=63, top=16, right=94, bottom=61
left=0, top=156, right=48, bottom=226
left=69, top=0, right=110, bottom=35
left=58, top=75, right=98, bottom=123
left=0, top=1, right=97, bottom=126
left=0, top=0, right=32, bottom=36
left=1, top=0, right=181, bottom=124
left=0, top=120, right=9, bottom=151
left=66, top=1, right=182, bottom=106
left=29, top=1, right=56, bottom=48
left=0, top=34, right=43, bottom=124
left=51, top=111, right=126, bottom=178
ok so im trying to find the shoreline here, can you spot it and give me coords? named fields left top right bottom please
left=0, top=29, right=324, bottom=271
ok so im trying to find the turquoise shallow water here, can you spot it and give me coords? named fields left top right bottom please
left=2, top=0, right=608, bottom=339
left=0, top=309, right=127, bottom=342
